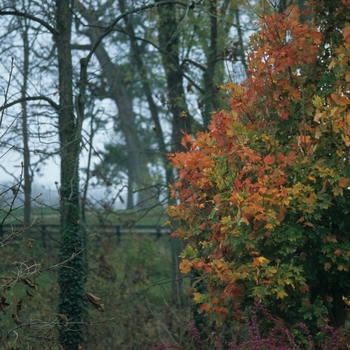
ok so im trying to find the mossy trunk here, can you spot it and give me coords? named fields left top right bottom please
left=55, top=1, right=87, bottom=349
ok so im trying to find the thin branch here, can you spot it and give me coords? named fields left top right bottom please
left=182, top=57, right=207, bottom=71
left=71, top=44, right=92, bottom=51
left=0, top=57, right=15, bottom=128
left=0, top=8, right=57, bottom=35
left=108, top=23, right=204, bottom=94
left=0, top=95, right=59, bottom=112
left=78, top=1, right=190, bottom=65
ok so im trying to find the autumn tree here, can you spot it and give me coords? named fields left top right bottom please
left=168, top=0, right=350, bottom=339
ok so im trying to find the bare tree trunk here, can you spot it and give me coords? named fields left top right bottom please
left=157, top=0, right=191, bottom=151
left=81, top=114, right=94, bottom=225
left=332, top=282, right=346, bottom=328
left=127, top=166, right=134, bottom=209
left=156, top=0, right=191, bottom=302
left=20, top=14, right=32, bottom=231
left=203, top=0, right=218, bottom=126
left=235, top=8, right=249, bottom=76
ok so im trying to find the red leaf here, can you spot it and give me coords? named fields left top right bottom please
left=181, top=133, right=193, bottom=149
left=334, top=249, right=342, bottom=256
left=263, top=154, right=274, bottom=166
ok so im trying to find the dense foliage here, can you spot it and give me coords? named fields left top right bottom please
left=168, top=0, right=350, bottom=335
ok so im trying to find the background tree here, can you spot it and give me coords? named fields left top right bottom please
left=80, top=0, right=256, bottom=204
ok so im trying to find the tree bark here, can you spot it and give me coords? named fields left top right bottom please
left=56, top=1, right=87, bottom=348
left=332, top=282, right=346, bottom=328
left=157, top=0, right=191, bottom=152
left=203, top=0, right=218, bottom=126
left=235, top=8, right=248, bottom=76
left=156, top=0, right=191, bottom=302
left=20, top=14, right=32, bottom=232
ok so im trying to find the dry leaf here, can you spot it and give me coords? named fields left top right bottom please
left=12, top=298, right=22, bottom=326
left=26, top=289, right=34, bottom=297
left=0, top=290, right=6, bottom=302
left=20, top=277, right=38, bottom=290
left=86, top=292, right=105, bottom=312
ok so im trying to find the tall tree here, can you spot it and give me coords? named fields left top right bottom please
left=120, top=0, right=175, bottom=195
left=157, top=1, right=191, bottom=151
left=76, top=1, right=157, bottom=208
left=55, top=1, right=87, bottom=348
left=19, top=12, right=32, bottom=231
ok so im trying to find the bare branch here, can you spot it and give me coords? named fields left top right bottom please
left=0, top=57, right=15, bottom=128
left=0, top=7, right=57, bottom=35
left=0, top=95, right=59, bottom=112
left=182, top=57, right=207, bottom=71
left=76, top=0, right=191, bottom=65
left=71, top=44, right=92, bottom=51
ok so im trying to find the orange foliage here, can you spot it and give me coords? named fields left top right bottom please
left=168, top=4, right=350, bottom=329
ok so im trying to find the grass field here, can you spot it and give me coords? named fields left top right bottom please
left=0, top=201, right=190, bottom=349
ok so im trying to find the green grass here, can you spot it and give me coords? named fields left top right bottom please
left=1, top=228, right=191, bottom=349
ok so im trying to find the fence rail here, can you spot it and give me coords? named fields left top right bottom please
left=0, top=223, right=171, bottom=247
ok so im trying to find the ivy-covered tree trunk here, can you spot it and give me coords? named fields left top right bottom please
left=55, top=1, right=87, bottom=349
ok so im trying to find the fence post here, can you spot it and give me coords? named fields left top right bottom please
left=115, top=225, right=121, bottom=242
left=155, top=226, right=161, bottom=240
left=41, top=224, right=47, bottom=248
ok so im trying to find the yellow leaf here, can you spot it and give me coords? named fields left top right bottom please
left=346, top=71, right=350, bottom=83
left=343, top=296, right=350, bottom=306
left=314, top=112, right=323, bottom=123
left=220, top=216, right=232, bottom=225
left=241, top=215, right=250, bottom=225
left=314, top=128, right=322, bottom=139
left=193, top=292, right=204, bottom=303
left=277, top=290, right=288, bottom=299
left=179, top=259, right=192, bottom=274
left=328, top=60, right=336, bottom=70
left=313, top=96, right=324, bottom=109
left=252, top=256, right=270, bottom=267
left=330, top=106, right=339, bottom=116
left=342, top=134, right=350, bottom=146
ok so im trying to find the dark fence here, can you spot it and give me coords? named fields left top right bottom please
left=0, top=223, right=171, bottom=247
